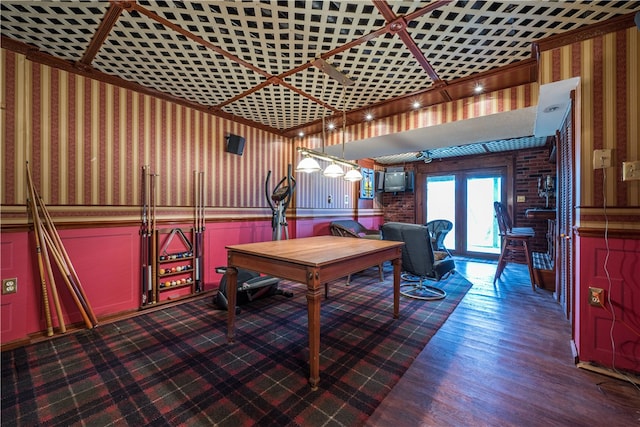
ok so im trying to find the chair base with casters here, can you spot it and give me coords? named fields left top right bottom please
left=400, top=272, right=450, bottom=300
left=381, top=222, right=456, bottom=301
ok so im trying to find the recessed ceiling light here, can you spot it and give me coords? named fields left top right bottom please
left=327, top=122, right=335, bottom=130
left=474, top=84, right=484, bottom=93
left=412, top=101, right=421, bottom=109
left=298, top=131, right=305, bottom=137
left=365, top=113, right=373, bottom=121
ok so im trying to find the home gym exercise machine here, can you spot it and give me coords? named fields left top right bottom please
left=213, top=165, right=296, bottom=312
left=265, top=164, right=296, bottom=241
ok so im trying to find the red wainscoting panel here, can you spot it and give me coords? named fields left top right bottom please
left=1, top=220, right=286, bottom=345
left=0, top=232, right=38, bottom=343
left=577, top=235, right=640, bottom=373
left=202, top=220, right=274, bottom=291
left=1, top=226, right=141, bottom=343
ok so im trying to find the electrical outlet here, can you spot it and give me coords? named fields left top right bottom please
left=516, top=195, right=525, bottom=203
left=622, top=161, right=640, bottom=181
left=344, top=195, right=349, bottom=205
left=2, top=278, right=17, bottom=295
left=593, top=149, right=613, bottom=169
left=588, top=287, right=604, bottom=307
left=327, top=195, right=332, bottom=204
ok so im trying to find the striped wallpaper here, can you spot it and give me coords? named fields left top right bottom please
left=11, top=39, right=626, bottom=227
left=539, top=26, right=640, bottom=208
left=1, top=49, right=293, bottom=215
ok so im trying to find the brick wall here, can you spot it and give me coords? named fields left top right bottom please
left=382, top=164, right=416, bottom=223
left=379, top=148, right=555, bottom=253
left=382, top=191, right=416, bottom=223
left=514, top=147, right=556, bottom=253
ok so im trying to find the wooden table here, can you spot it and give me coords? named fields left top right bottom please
left=225, top=235, right=404, bottom=389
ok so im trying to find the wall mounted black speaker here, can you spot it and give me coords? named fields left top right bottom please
left=405, top=171, right=415, bottom=192
left=226, top=134, right=246, bottom=156
left=376, top=171, right=385, bottom=191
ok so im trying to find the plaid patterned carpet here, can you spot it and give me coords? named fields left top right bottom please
left=2, top=266, right=472, bottom=426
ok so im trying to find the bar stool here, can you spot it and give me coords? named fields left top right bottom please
left=493, top=202, right=536, bottom=290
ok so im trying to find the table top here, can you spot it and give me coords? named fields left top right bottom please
left=226, top=235, right=403, bottom=267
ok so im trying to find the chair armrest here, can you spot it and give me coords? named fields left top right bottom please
left=330, top=223, right=360, bottom=238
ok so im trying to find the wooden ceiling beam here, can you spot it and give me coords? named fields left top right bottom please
left=79, top=2, right=129, bottom=67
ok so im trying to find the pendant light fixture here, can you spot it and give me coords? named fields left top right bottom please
left=321, top=100, right=344, bottom=177
left=295, top=59, right=362, bottom=181
left=344, top=168, right=363, bottom=182
left=323, top=163, right=345, bottom=177
left=295, top=155, right=322, bottom=173
left=339, top=89, right=362, bottom=182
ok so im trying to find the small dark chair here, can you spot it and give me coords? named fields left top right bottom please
left=426, top=219, right=453, bottom=254
left=493, top=202, right=536, bottom=290
left=329, top=220, right=381, bottom=240
left=381, top=222, right=455, bottom=300
left=329, top=220, right=384, bottom=287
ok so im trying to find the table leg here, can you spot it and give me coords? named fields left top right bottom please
left=393, top=257, right=401, bottom=319
left=307, top=281, right=321, bottom=390
left=226, top=266, right=238, bottom=343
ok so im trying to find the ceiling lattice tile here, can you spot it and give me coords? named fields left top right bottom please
left=142, top=0, right=385, bottom=77
left=223, top=84, right=332, bottom=130
left=93, top=8, right=264, bottom=106
left=331, top=34, right=434, bottom=110
left=0, top=1, right=109, bottom=62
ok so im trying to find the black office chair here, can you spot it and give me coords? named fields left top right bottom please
left=425, top=219, right=453, bottom=254
left=381, top=222, right=455, bottom=301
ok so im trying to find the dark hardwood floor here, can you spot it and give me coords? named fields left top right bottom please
left=367, top=258, right=640, bottom=426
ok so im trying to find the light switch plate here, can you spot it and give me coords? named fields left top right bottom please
left=593, top=149, right=613, bottom=169
left=516, top=195, right=525, bottom=203
left=622, top=161, right=640, bottom=181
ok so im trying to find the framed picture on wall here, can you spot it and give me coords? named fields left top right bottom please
left=359, top=168, right=375, bottom=199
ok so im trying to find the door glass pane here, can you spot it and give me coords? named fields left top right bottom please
left=466, top=176, right=501, bottom=254
left=426, top=175, right=456, bottom=251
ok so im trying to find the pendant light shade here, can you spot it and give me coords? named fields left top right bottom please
left=323, top=163, right=344, bottom=177
left=344, top=168, right=363, bottom=182
left=295, top=156, right=322, bottom=173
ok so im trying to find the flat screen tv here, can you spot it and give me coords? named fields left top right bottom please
left=384, top=171, right=406, bottom=192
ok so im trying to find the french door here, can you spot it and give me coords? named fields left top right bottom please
left=426, top=169, right=505, bottom=257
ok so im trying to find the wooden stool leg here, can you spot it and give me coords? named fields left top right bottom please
left=522, top=240, right=536, bottom=291
left=494, top=243, right=508, bottom=283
